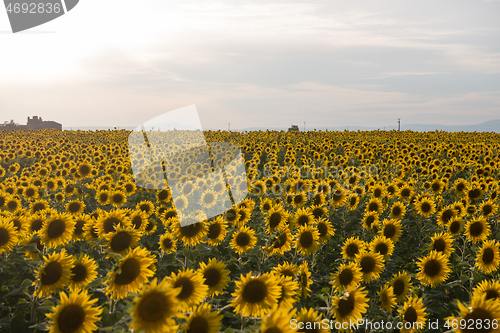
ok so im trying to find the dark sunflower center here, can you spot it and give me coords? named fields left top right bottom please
left=298, top=215, right=309, bottom=226
left=449, top=221, right=461, bottom=234
left=68, top=202, right=81, bottom=213
left=269, top=213, right=282, bottom=228
left=47, top=219, right=66, bottom=239
left=368, top=202, right=379, bottom=212
left=482, top=205, right=492, bottom=215
left=299, top=231, right=314, bottom=249
left=346, top=244, right=359, bottom=257
left=294, top=194, right=304, bottom=204
left=365, top=215, right=375, bottom=228
left=421, top=202, right=431, bottom=213
left=462, top=309, right=493, bottom=333
left=180, top=223, right=202, bottom=238
left=110, top=231, right=132, bottom=253
left=71, top=264, right=88, bottom=283
left=317, top=223, right=327, bottom=237
left=404, top=306, right=418, bottom=323
left=26, top=188, right=36, bottom=197
left=57, top=304, right=86, bottom=333
left=112, top=194, right=124, bottom=204
left=468, top=189, right=481, bottom=200
left=242, top=279, right=267, bottom=304
left=338, top=269, right=353, bottom=286
left=103, top=217, right=121, bottom=234
left=360, top=256, right=376, bottom=273
left=203, top=193, right=215, bottom=204
left=401, top=189, right=410, bottom=197
left=384, top=224, right=396, bottom=238
left=423, top=259, right=442, bottom=277
left=187, top=316, right=209, bottom=333
left=158, top=190, right=170, bottom=201
left=337, top=293, right=355, bottom=318
left=441, top=210, right=453, bottom=223
left=74, top=220, right=84, bottom=235
left=469, top=221, right=484, bottom=237
left=7, top=200, right=18, bottom=210
left=375, top=243, right=389, bottom=255
left=207, top=223, right=221, bottom=240
left=203, top=268, right=221, bottom=287
left=274, top=233, right=288, bottom=248
left=41, top=261, right=63, bottom=286
left=174, top=277, right=194, bottom=300
left=114, top=258, right=140, bottom=285
left=393, top=279, right=405, bottom=296
left=0, top=228, right=11, bottom=246
left=226, top=209, right=237, bottom=222
left=485, top=289, right=499, bottom=300
left=281, top=269, right=294, bottom=278
left=138, top=292, right=169, bottom=322
left=433, top=239, right=446, bottom=252
left=236, top=232, right=250, bottom=247
left=392, top=206, right=401, bottom=216
left=482, top=248, right=495, bottom=264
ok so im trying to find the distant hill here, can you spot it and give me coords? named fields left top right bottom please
left=63, top=119, right=500, bottom=133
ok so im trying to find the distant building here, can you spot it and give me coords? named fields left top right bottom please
left=26, top=116, right=62, bottom=130
left=288, top=125, right=299, bottom=132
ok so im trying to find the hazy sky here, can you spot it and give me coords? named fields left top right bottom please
left=1, top=0, right=499, bottom=130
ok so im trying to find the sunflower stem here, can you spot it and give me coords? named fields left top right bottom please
left=110, top=298, right=115, bottom=314
left=241, top=314, right=246, bottom=331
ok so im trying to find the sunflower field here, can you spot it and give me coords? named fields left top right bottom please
left=0, top=128, right=499, bottom=333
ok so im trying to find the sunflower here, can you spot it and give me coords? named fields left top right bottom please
left=331, top=286, right=369, bottom=330
left=4, top=195, right=21, bottom=212
left=158, top=232, right=176, bottom=254
left=330, top=262, right=363, bottom=292
left=0, top=219, right=18, bottom=254
left=265, top=228, right=293, bottom=256
left=399, top=296, right=427, bottom=333
left=231, top=272, right=281, bottom=317
left=293, top=307, right=329, bottom=333
left=167, top=268, right=208, bottom=311
left=310, top=204, right=328, bottom=220
left=275, top=275, right=299, bottom=310
left=260, top=307, right=296, bottom=333
left=46, top=289, right=102, bottom=333
left=437, top=204, right=456, bottom=227
left=414, top=197, right=436, bottom=218
left=105, top=247, right=156, bottom=300
left=109, top=190, right=127, bottom=208
left=95, top=209, right=130, bottom=238
left=447, top=293, right=500, bottom=333
left=474, top=279, right=500, bottom=301
left=381, top=218, right=402, bottom=243
left=206, top=216, right=227, bottom=246
left=390, top=201, right=407, bottom=220
left=378, top=284, right=396, bottom=312
left=479, top=199, right=499, bottom=218
left=315, top=218, right=335, bottom=243
left=95, top=190, right=109, bottom=205
left=476, top=240, right=500, bottom=274
left=40, top=213, right=75, bottom=249
left=65, top=200, right=85, bottom=216
left=294, top=224, right=320, bottom=256
left=33, top=249, right=74, bottom=297
left=200, top=189, right=217, bottom=209
left=181, top=303, right=223, bottom=333
left=330, top=186, right=348, bottom=208
left=230, top=225, right=257, bottom=254
left=235, top=207, right=252, bottom=226
left=172, top=218, right=207, bottom=247
left=369, top=235, right=395, bottom=259
left=465, top=216, right=491, bottom=243
left=416, top=250, right=451, bottom=287
left=136, top=200, right=155, bottom=216
left=298, top=262, right=312, bottom=299
left=197, top=258, right=230, bottom=297
left=156, top=188, right=172, bottom=203
left=105, top=225, right=141, bottom=255
left=342, top=237, right=366, bottom=260
left=446, top=216, right=464, bottom=236
left=69, top=253, right=98, bottom=291
left=23, top=184, right=39, bottom=200
left=273, top=261, right=298, bottom=280
left=454, top=178, right=468, bottom=196
left=130, top=278, right=180, bottom=333
left=365, top=197, right=383, bottom=214
left=428, top=232, right=455, bottom=257
left=129, top=209, right=148, bottom=232
left=356, top=250, right=385, bottom=283
left=265, top=206, right=289, bottom=234
left=361, top=211, right=379, bottom=230
left=72, top=214, right=90, bottom=241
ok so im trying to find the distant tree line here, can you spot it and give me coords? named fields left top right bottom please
left=0, top=120, right=27, bottom=130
